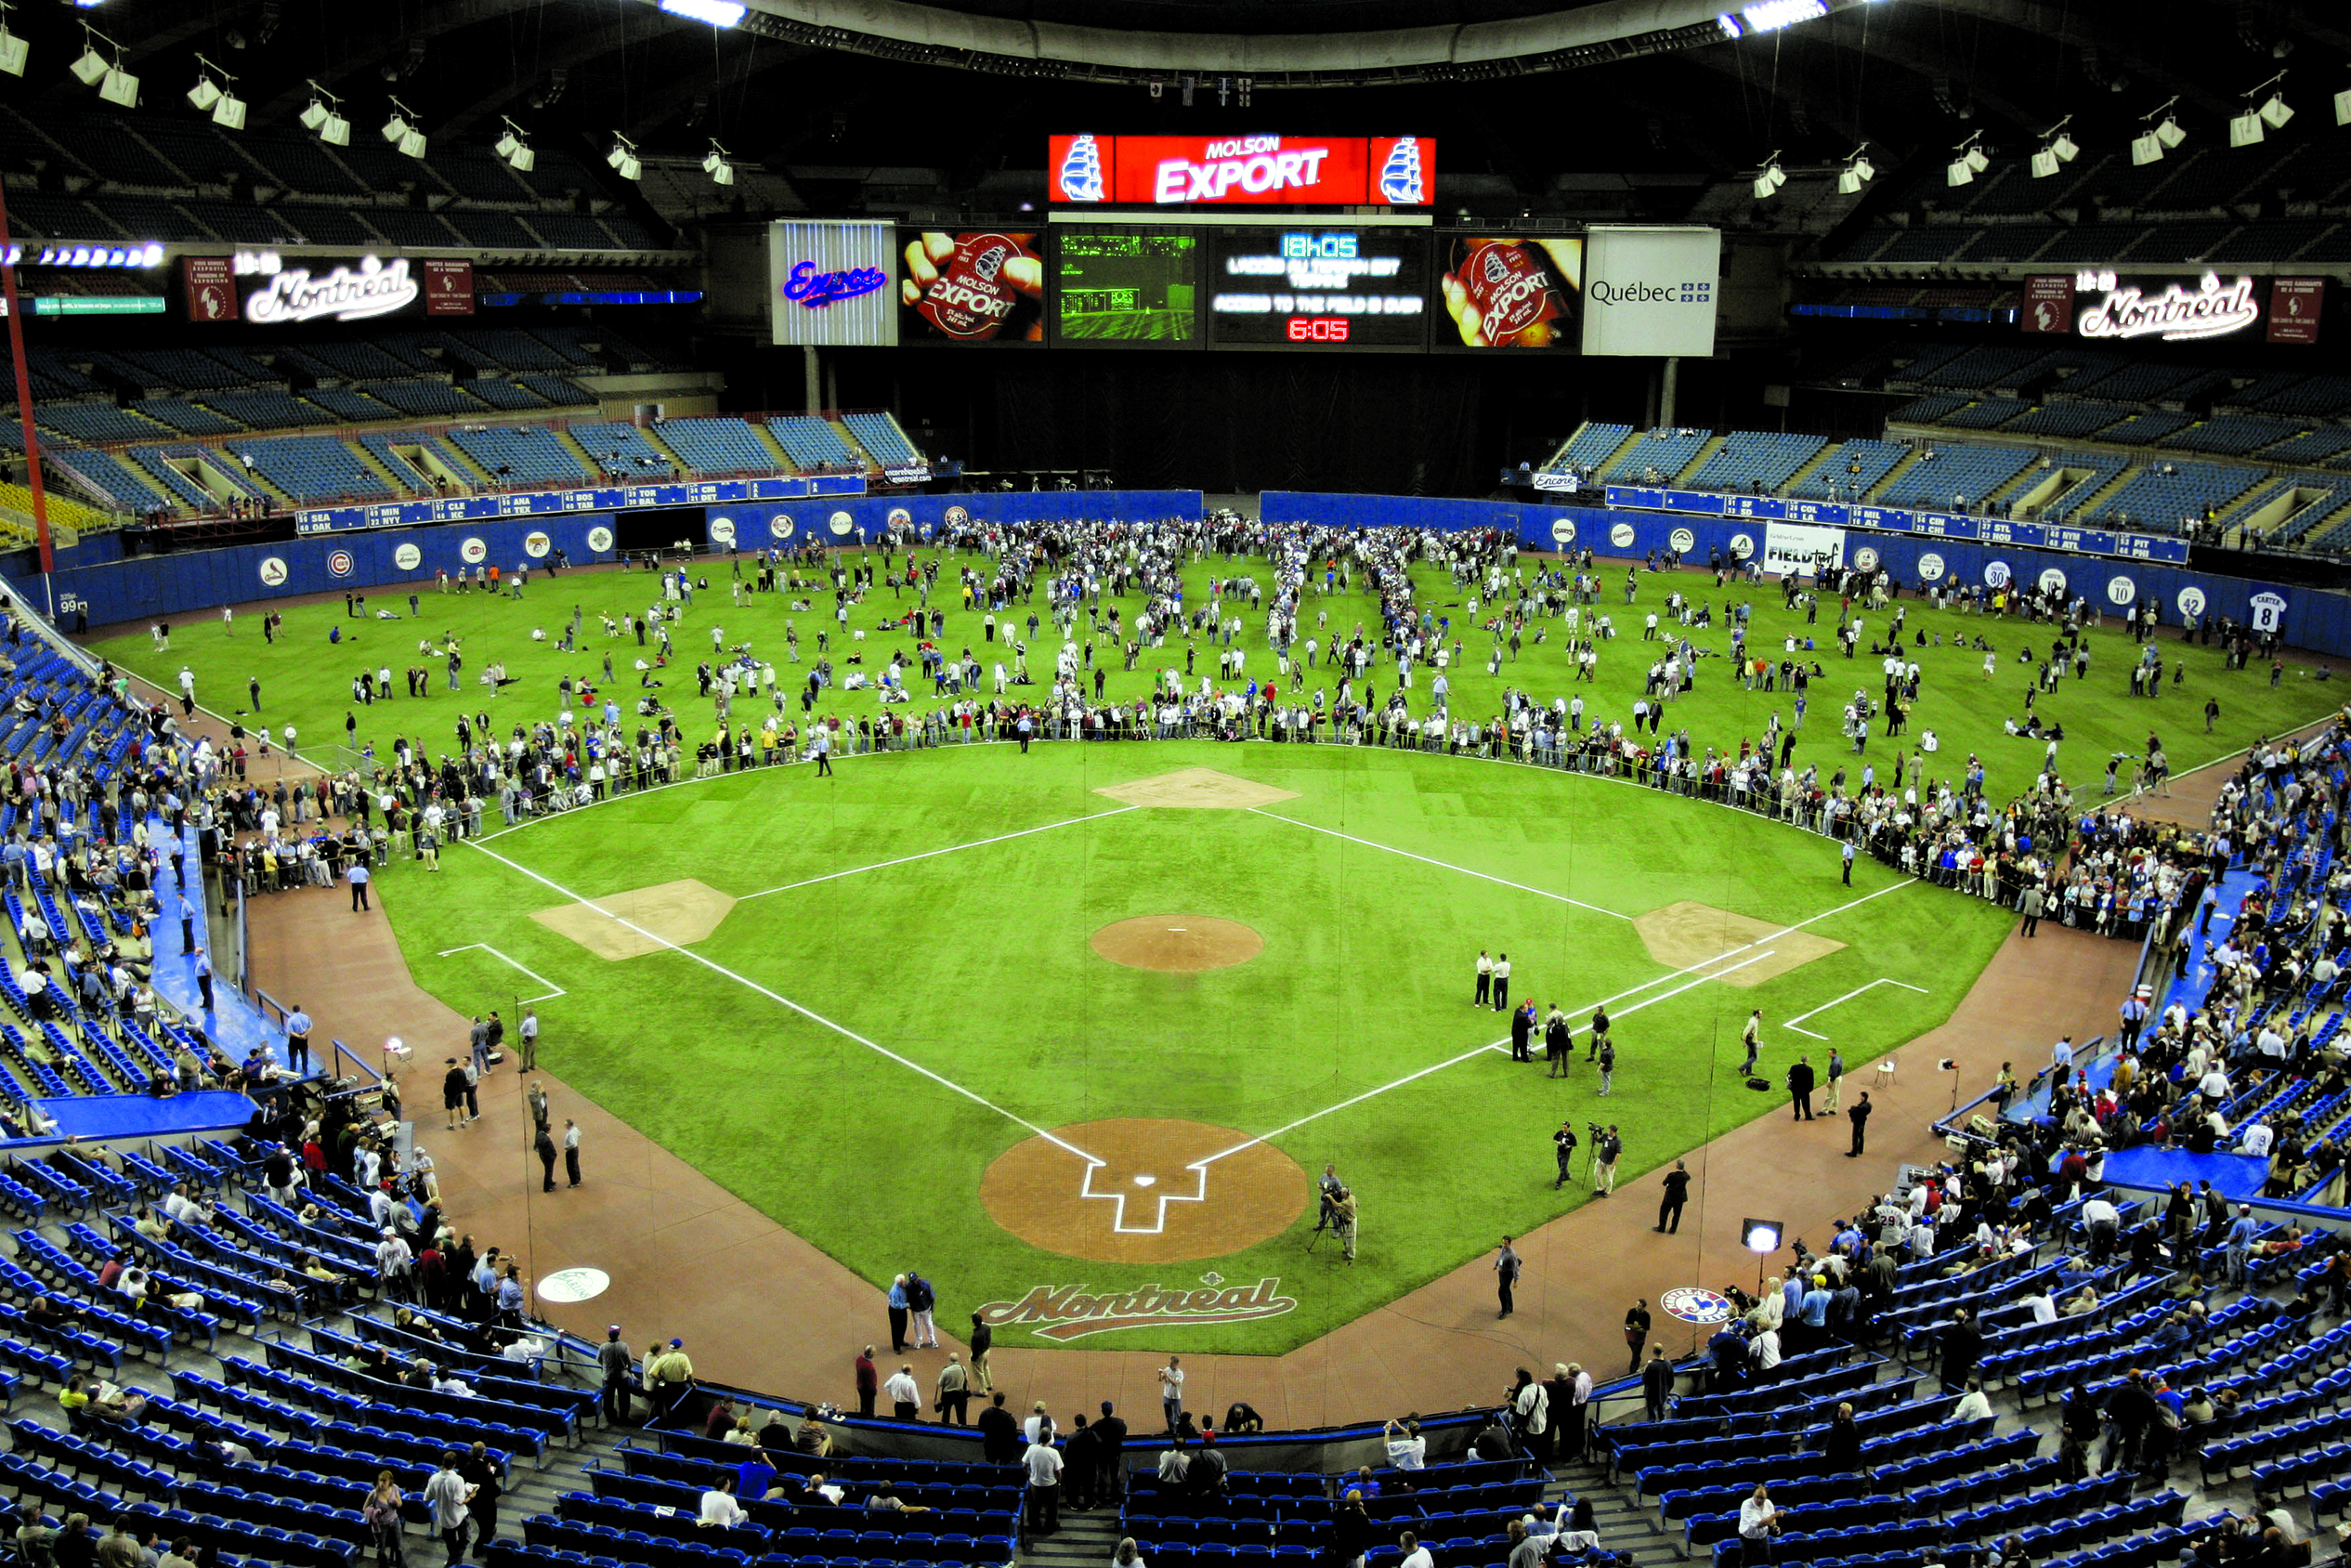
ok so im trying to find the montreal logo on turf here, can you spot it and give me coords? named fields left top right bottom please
left=977, top=1277, right=1297, bottom=1341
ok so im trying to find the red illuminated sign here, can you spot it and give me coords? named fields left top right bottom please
left=1286, top=317, right=1351, bottom=341
left=1050, top=135, right=1432, bottom=206
left=2267, top=278, right=2324, bottom=345
left=2019, top=274, right=2073, bottom=335
left=421, top=258, right=476, bottom=317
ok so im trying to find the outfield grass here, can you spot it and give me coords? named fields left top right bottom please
left=382, top=739, right=2008, bottom=1352
left=93, top=550, right=2338, bottom=809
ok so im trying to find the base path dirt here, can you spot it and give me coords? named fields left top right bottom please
left=981, top=1117, right=1308, bottom=1263
left=1633, top=899, right=1846, bottom=987
left=1093, top=768, right=1300, bottom=809
left=1091, top=915, right=1263, bottom=973
left=529, top=879, right=738, bottom=960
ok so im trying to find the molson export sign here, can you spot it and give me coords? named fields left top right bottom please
left=977, top=1277, right=1297, bottom=1340
left=1050, top=136, right=1434, bottom=206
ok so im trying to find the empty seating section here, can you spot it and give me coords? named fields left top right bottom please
left=127, top=402, right=243, bottom=438
left=653, top=418, right=778, bottom=477
left=2083, top=463, right=2263, bottom=529
left=1877, top=444, right=2034, bottom=509
left=1999, top=403, right=2130, bottom=440
left=765, top=416, right=861, bottom=471
left=842, top=412, right=925, bottom=468
left=445, top=426, right=593, bottom=488
left=1791, top=440, right=1906, bottom=501
left=1542, top=422, right=1634, bottom=473
left=1682, top=433, right=1827, bottom=493
left=570, top=423, right=681, bottom=480
left=359, top=381, right=489, bottom=419
left=2164, top=417, right=2304, bottom=457
left=35, top=406, right=169, bottom=446
left=233, top=437, right=395, bottom=503
left=1601, top=429, right=1709, bottom=484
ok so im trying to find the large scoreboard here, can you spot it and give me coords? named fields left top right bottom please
left=1205, top=229, right=1429, bottom=349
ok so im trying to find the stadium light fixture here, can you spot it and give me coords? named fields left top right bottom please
left=702, top=139, right=735, bottom=187
left=495, top=116, right=533, bottom=171
left=382, top=97, right=412, bottom=143
left=300, top=81, right=348, bottom=145
left=1946, top=131, right=1987, bottom=188
left=1750, top=150, right=1785, bottom=201
left=2338, top=85, right=2351, bottom=128
left=2133, top=97, right=2179, bottom=164
left=98, top=60, right=137, bottom=106
left=69, top=23, right=114, bottom=85
left=659, top=0, right=746, bottom=24
left=382, top=98, right=425, bottom=159
left=607, top=132, right=641, bottom=181
left=1835, top=143, right=1874, bottom=195
left=0, top=2, right=25, bottom=80
left=2232, top=72, right=2291, bottom=144
left=2254, top=72, right=2293, bottom=129
left=189, top=54, right=244, bottom=128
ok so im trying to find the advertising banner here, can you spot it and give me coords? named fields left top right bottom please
left=420, top=259, right=475, bottom=317
left=183, top=256, right=237, bottom=322
left=897, top=230, right=1044, bottom=344
left=1578, top=227, right=1719, bottom=358
left=1049, top=135, right=1433, bottom=206
left=769, top=221, right=898, bottom=347
left=1764, top=521, right=1846, bottom=576
left=2268, top=278, right=2324, bottom=346
left=2020, top=275, right=2074, bottom=334
left=1434, top=236, right=1581, bottom=350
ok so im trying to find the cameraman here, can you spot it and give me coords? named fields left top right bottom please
left=1593, top=1125, right=1623, bottom=1196
left=1316, top=1164, right=1344, bottom=1233
left=1551, top=1122, right=1579, bottom=1190
left=1331, top=1186, right=1358, bottom=1262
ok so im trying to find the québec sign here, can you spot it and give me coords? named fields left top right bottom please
left=2075, top=270, right=2260, bottom=343
left=781, top=259, right=887, bottom=309
left=976, top=1276, right=1298, bottom=1341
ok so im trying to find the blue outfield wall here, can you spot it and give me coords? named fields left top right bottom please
left=1260, top=491, right=2351, bottom=663
left=698, top=489, right=1204, bottom=550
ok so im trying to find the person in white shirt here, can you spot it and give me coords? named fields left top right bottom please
left=1399, top=1535, right=1433, bottom=1568
left=1737, top=1485, right=1779, bottom=1566
left=1383, top=1418, right=1426, bottom=1470
left=2199, top=1067, right=2231, bottom=1103
left=882, top=1364, right=921, bottom=1420
left=1754, top=1326, right=1783, bottom=1370
left=699, top=1474, right=746, bottom=1529
left=1157, top=1358, right=1185, bottom=1433
left=1025, top=1435, right=1064, bottom=1533
left=1951, top=1381, right=1992, bottom=1423
left=2240, top=1121, right=2275, bottom=1158
left=2022, top=1290, right=2058, bottom=1326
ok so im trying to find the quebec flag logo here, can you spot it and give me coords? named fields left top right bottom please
left=1059, top=135, right=1105, bottom=202
left=1378, top=138, right=1424, bottom=204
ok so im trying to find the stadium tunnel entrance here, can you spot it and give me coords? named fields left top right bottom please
left=611, top=506, right=712, bottom=557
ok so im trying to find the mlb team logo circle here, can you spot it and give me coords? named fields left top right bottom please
left=1660, top=1287, right=1735, bottom=1325
left=2176, top=586, right=2208, bottom=619
left=1548, top=518, right=1576, bottom=545
left=1918, top=552, right=1946, bottom=581
left=1851, top=545, right=1880, bottom=571
left=1728, top=532, right=1755, bottom=561
left=2038, top=568, right=2068, bottom=595
left=828, top=511, right=855, bottom=536
left=944, top=505, right=970, bottom=528
left=585, top=526, right=615, bottom=553
left=523, top=530, right=552, bottom=559
left=886, top=506, right=912, bottom=528
left=768, top=514, right=795, bottom=541
left=2107, top=576, right=2136, bottom=607
left=1984, top=560, right=2013, bottom=589
left=1669, top=528, right=1696, bottom=554
left=1609, top=520, right=1637, bottom=549
left=394, top=542, right=424, bottom=570
left=326, top=549, right=355, bottom=579
left=257, top=556, right=289, bottom=588
left=460, top=537, right=488, bottom=565
left=709, top=516, right=738, bottom=546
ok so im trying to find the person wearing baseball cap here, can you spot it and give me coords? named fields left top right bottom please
left=597, top=1326, right=633, bottom=1426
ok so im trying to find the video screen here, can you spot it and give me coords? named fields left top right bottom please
left=1054, top=229, right=1198, bottom=343
left=1434, top=235, right=1582, bottom=349
left=1205, top=229, right=1430, bottom=349
left=897, top=230, right=1045, bottom=343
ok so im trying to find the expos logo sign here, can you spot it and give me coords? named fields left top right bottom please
left=781, top=259, right=887, bottom=310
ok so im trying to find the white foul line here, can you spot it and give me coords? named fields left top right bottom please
left=435, top=942, right=568, bottom=1004
left=1249, top=806, right=1633, bottom=921
left=1782, top=976, right=1931, bottom=1041
left=457, top=835, right=1103, bottom=1168
left=737, top=804, right=1141, bottom=900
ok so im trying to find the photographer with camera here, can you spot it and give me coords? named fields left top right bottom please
left=1330, top=1186, right=1358, bottom=1263
left=1551, top=1122, right=1578, bottom=1190
left=1592, top=1124, right=1622, bottom=1196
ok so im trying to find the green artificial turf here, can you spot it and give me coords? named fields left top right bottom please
left=82, top=550, right=2347, bottom=1352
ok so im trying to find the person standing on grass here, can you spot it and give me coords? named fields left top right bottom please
left=1492, top=951, right=1513, bottom=1013
left=1841, top=838, right=1855, bottom=885
left=813, top=725, right=834, bottom=777
left=1544, top=1003, right=1572, bottom=1078
left=1593, top=1126, right=1622, bottom=1195
left=1474, top=949, right=1493, bottom=1007
left=1741, top=1010, right=1763, bottom=1076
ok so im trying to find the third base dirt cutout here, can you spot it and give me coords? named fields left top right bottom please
left=529, top=880, right=738, bottom=960
left=981, top=1117, right=1308, bottom=1263
left=1091, top=916, right=1264, bottom=973
left=1633, top=899, right=1846, bottom=987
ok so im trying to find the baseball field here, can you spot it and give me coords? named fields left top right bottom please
left=86, top=548, right=2343, bottom=1352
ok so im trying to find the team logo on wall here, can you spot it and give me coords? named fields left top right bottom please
left=886, top=506, right=912, bottom=528
left=944, top=505, right=971, bottom=528
left=1660, top=1287, right=1735, bottom=1326
left=523, top=531, right=552, bottom=559
left=1728, top=533, right=1754, bottom=561
left=975, top=1277, right=1297, bottom=1342
left=394, top=542, right=424, bottom=570
left=1917, top=553, right=1946, bottom=581
left=1851, top=545, right=1880, bottom=571
left=769, top=515, right=796, bottom=540
left=460, top=537, right=488, bottom=565
left=1669, top=528, right=1696, bottom=554
left=1984, top=560, right=2013, bottom=589
left=1609, top=521, right=1636, bottom=548
left=710, top=516, right=738, bottom=546
left=585, top=526, right=615, bottom=553
left=2038, top=568, right=2068, bottom=595
left=326, top=549, right=355, bottom=578
left=2176, top=586, right=2208, bottom=619
left=828, top=511, right=855, bottom=536
left=257, top=556, right=289, bottom=587
left=1549, top=518, right=1575, bottom=545
left=2107, top=576, right=2136, bottom=607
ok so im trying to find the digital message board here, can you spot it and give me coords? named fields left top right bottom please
left=896, top=230, right=1044, bottom=344
left=1053, top=229, right=1198, bottom=344
left=1205, top=229, right=1429, bottom=349
left=1050, top=135, right=1433, bottom=206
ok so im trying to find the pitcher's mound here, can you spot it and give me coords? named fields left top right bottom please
left=1634, top=900, right=1845, bottom=988
left=1094, top=767, right=1300, bottom=810
left=1092, top=916, right=1263, bottom=973
left=981, top=1117, right=1308, bottom=1262
left=529, top=879, right=736, bottom=961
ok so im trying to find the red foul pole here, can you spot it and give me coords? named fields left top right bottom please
left=0, top=173, right=57, bottom=601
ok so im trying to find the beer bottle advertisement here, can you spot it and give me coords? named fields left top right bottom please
left=1437, top=235, right=1584, bottom=349
left=898, top=231, right=1046, bottom=343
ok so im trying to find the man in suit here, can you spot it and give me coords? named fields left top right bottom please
left=1509, top=1001, right=1536, bottom=1063
left=1093, top=1402, right=1129, bottom=1506
left=1655, top=1161, right=1690, bottom=1234
left=1787, top=1056, right=1816, bottom=1121
left=1544, top=1005, right=1573, bottom=1078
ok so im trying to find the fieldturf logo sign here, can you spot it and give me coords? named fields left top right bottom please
left=979, top=1278, right=1297, bottom=1341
